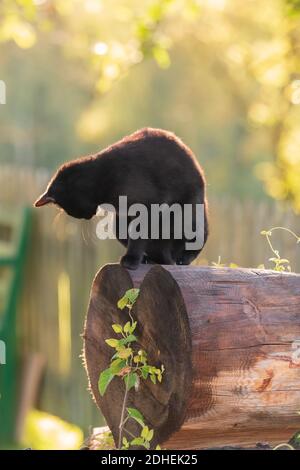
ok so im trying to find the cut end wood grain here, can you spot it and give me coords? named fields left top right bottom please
left=84, top=264, right=192, bottom=448
left=84, top=264, right=300, bottom=449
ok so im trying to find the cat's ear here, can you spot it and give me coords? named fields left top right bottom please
left=34, top=192, right=56, bottom=207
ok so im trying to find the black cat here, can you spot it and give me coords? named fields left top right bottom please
left=35, top=128, right=209, bottom=269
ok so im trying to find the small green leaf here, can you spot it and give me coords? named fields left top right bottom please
left=141, top=426, right=150, bottom=439
left=126, top=288, right=140, bottom=304
left=147, top=429, right=154, bottom=441
left=105, top=338, right=119, bottom=348
left=120, top=334, right=137, bottom=345
left=117, top=296, right=128, bottom=310
left=150, top=374, right=157, bottom=384
left=124, top=321, right=131, bottom=333
left=124, top=372, right=138, bottom=391
left=127, top=407, right=145, bottom=426
left=118, top=347, right=132, bottom=359
left=125, top=334, right=137, bottom=344
left=98, top=368, right=114, bottom=396
left=112, top=324, right=123, bottom=334
left=110, top=358, right=126, bottom=374
left=130, top=437, right=145, bottom=446
left=141, top=366, right=149, bottom=379
left=117, top=288, right=140, bottom=310
left=122, top=436, right=129, bottom=449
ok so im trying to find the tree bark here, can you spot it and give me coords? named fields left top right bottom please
left=84, top=264, right=300, bottom=449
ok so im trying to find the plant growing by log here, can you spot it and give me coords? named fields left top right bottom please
left=212, top=227, right=300, bottom=272
left=98, top=287, right=164, bottom=450
left=211, top=256, right=239, bottom=269
left=261, top=227, right=300, bottom=272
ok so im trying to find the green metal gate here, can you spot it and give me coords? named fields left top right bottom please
left=0, top=207, right=31, bottom=444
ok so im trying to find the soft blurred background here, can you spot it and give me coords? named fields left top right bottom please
left=0, top=0, right=300, bottom=449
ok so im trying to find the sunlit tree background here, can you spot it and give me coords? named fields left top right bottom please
left=1, top=0, right=300, bottom=207
left=1, top=0, right=300, bottom=450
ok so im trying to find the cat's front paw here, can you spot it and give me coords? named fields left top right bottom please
left=142, top=254, right=156, bottom=264
left=120, top=254, right=141, bottom=270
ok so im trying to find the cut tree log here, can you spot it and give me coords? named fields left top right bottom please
left=83, top=264, right=300, bottom=449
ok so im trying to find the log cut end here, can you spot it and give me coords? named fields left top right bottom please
left=83, top=264, right=192, bottom=448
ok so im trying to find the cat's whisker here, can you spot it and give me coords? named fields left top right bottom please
left=52, top=208, right=63, bottom=230
left=81, top=222, right=89, bottom=246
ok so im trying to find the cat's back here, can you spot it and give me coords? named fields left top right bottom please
left=98, top=128, right=206, bottom=202
left=105, top=127, right=202, bottom=173
left=91, top=128, right=207, bottom=207
left=118, top=127, right=193, bottom=159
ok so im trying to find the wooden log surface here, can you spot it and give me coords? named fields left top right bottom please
left=84, top=264, right=300, bottom=449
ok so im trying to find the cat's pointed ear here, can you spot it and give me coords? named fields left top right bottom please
left=34, top=192, right=56, bottom=207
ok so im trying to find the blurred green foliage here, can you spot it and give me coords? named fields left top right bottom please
left=1, top=0, right=300, bottom=209
left=287, top=0, right=300, bottom=15
left=23, top=409, right=83, bottom=450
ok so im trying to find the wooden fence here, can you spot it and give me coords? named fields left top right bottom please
left=0, top=165, right=299, bottom=435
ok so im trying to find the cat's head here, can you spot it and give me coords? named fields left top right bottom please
left=34, top=159, right=98, bottom=220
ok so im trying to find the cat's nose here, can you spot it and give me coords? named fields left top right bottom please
left=34, top=193, right=56, bottom=207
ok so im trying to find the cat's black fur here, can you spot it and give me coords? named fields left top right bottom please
left=35, top=128, right=209, bottom=269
